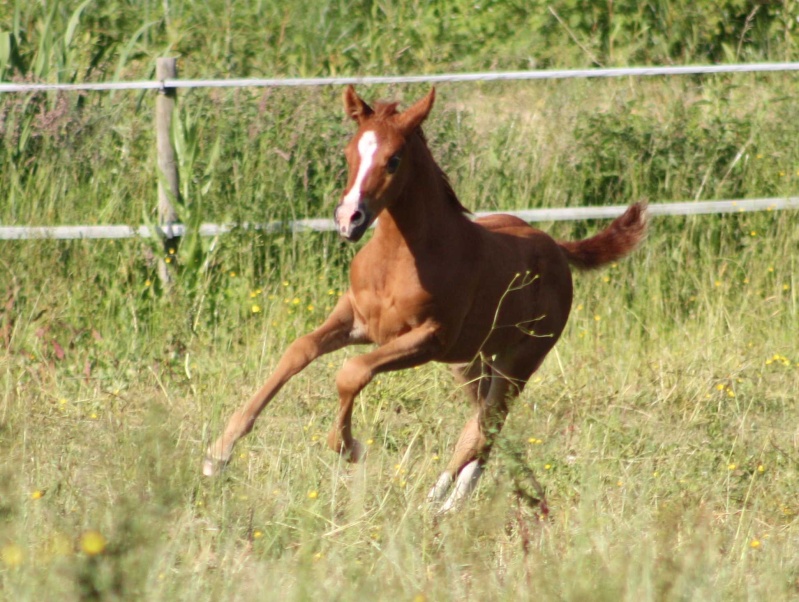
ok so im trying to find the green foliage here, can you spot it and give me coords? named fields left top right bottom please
left=3, top=0, right=799, bottom=84
left=573, top=96, right=754, bottom=205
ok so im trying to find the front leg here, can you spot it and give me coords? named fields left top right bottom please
left=203, top=294, right=365, bottom=476
left=327, top=322, right=444, bottom=461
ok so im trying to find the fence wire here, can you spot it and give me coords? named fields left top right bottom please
left=2, top=197, right=797, bottom=241
left=3, top=61, right=798, bottom=240
left=3, top=62, right=799, bottom=93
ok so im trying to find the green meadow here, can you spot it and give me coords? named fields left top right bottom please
left=1, top=1, right=799, bottom=599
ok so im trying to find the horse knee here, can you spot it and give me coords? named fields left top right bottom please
left=335, top=356, right=372, bottom=397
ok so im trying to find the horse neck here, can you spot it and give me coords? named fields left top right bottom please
left=374, top=137, right=466, bottom=249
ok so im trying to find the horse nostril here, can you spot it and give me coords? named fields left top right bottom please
left=351, top=210, right=365, bottom=226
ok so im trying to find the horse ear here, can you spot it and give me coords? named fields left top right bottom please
left=396, top=88, right=436, bottom=135
left=343, top=85, right=373, bottom=123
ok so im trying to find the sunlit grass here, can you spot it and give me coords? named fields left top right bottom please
left=2, top=206, right=798, bottom=599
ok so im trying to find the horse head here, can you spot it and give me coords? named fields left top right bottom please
left=334, top=85, right=436, bottom=242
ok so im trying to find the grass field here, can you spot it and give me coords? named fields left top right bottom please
left=2, top=1, right=799, bottom=600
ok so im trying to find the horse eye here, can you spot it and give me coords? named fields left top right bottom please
left=386, top=153, right=402, bottom=174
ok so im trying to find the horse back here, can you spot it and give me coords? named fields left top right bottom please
left=474, top=213, right=541, bottom=235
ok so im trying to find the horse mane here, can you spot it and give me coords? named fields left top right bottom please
left=372, top=101, right=470, bottom=215
left=374, top=101, right=400, bottom=119
left=414, top=128, right=470, bottom=215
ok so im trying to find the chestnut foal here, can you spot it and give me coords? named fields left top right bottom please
left=204, top=86, right=647, bottom=512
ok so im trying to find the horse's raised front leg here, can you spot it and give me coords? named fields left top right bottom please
left=327, top=322, right=443, bottom=462
left=203, top=294, right=364, bottom=476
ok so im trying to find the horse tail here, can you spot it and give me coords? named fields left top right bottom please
left=557, top=202, right=648, bottom=270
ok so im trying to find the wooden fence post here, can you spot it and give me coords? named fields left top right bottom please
left=155, top=57, right=180, bottom=286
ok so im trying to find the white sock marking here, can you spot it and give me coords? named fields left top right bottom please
left=427, top=471, right=454, bottom=502
left=439, top=460, right=483, bottom=514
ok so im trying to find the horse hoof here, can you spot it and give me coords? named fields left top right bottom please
left=341, top=439, right=366, bottom=463
left=349, top=439, right=367, bottom=463
left=202, top=455, right=226, bottom=477
left=327, top=431, right=366, bottom=463
left=437, top=460, right=483, bottom=514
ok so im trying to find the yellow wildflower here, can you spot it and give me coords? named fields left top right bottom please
left=80, top=530, right=106, bottom=556
left=1, top=543, right=23, bottom=568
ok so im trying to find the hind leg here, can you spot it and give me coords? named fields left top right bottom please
left=427, top=360, right=490, bottom=501
left=451, top=358, right=491, bottom=406
left=436, top=373, right=519, bottom=513
left=431, top=345, right=552, bottom=513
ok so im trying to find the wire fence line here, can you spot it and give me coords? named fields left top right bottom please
left=3, top=61, right=799, bottom=93
left=2, top=197, right=797, bottom=241
left=3, top=61, right=798, bottom=243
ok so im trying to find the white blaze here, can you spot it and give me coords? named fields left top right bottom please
left=341, top=130, right=378, bottom=210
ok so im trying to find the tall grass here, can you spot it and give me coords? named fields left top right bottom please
left=2, top=0, right=799, bottom=600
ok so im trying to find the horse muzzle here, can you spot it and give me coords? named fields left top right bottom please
left=334, top=203, right=372, bottom=243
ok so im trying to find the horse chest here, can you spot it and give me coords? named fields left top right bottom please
left=349, top=233, right=473, bottom=345
left=353, top=291, right=427, bottom=345
left=349, top=280, right=440, bottom=345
